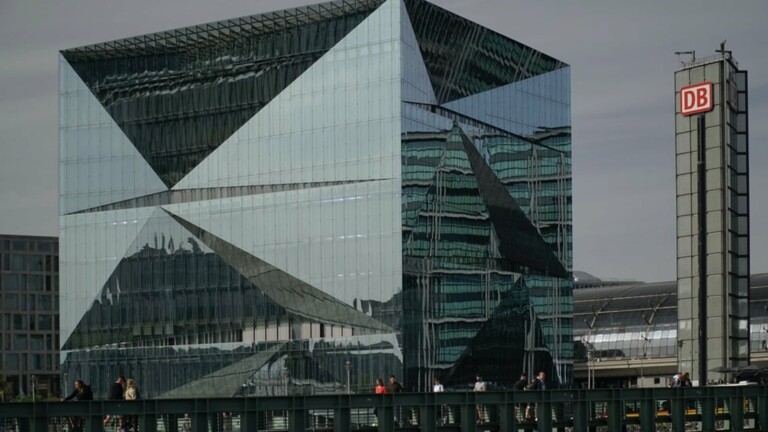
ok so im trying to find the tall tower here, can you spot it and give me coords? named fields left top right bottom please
left=675, top=46, right=749, bottom=385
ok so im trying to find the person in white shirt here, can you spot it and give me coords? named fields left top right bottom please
left=433, top=377, right=444, bottom=393
left=473, top=375, right=487, bottom=423
left=433, top=377, right=447, bottom=425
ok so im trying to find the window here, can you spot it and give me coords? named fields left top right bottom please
left=29, top=255, right=44, bottom=272
left=11, top=255, right=25, bottom=271
left=14, top=334, right=27, bottom=350
left=4, top=293, right=18, bottom=310
left=38, top=315, right=52, bottom=331
left=13, top=314, right=27, bottom=330
left=28, top=275, right=43, bottom=291
left=4, top=353, right=19, bottom=370
left=38, top=295, right=52, bottom=311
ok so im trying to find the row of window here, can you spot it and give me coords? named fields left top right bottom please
left=1, top=293, right=58, bottom=311
left=0, top=239, right=57, bottom=253
left=1, top=353, right=58, bottom=372
left=1, top=333, right=60, bottom=351
left=1, top=273, right=58, bottom=291
left=2, top=313, right=58, bottom=331
left=0, top=253, right=59, bottom=273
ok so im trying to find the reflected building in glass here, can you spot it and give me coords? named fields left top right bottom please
left=59, top=0, right=571, bottom=397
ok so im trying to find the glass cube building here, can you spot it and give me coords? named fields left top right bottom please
left=59, top=0, right=572, bottom=397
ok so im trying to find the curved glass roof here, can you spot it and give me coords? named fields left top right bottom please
left=573, top=273, right=768, bottom=361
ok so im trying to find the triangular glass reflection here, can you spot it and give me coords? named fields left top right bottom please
left=61, top=0, right=383, bottom=187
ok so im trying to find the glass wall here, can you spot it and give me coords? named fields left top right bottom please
left=60, top=0, right=572, bottom=397
left=60, top=0, right=402, bottom=399
left=400, top=0, right=571, bottom=391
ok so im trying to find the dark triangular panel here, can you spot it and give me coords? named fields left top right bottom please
left=166, top=210, right=393, bottom=333
left=440, top=280, right=558, bottom=388
left=158, top=344, right=286, bottom=398
left=457, top=127, right=568, bottom=278
left=62, top=211, right=294, bottom=349
left=403, top=0, right=567, bottom=104
left=61, top=0, right=384, bottom=187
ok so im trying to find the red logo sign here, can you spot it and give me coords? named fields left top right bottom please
left=680, top=82, right=713, bottom=116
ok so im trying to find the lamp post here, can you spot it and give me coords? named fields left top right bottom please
left=640, top=335, right=650, bottom=388
left=282, top=366, right=290, bottom=396
left=344, top=361, right=352, bottom=394
left=31, top=375, right=36, bottom=403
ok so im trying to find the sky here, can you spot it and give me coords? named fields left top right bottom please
left=0, top=0, right=766, bottom=282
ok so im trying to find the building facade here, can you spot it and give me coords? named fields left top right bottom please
left=0, top=235, right=60, bottom=400
left=674, top=50, right=749, bottom=384
left=59, top=0, right=571, bottom=397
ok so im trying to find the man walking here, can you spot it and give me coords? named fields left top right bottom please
left=526, top=372, right=546, bottom=421
left=513, top=373, right=528, bottom=420
left=389, top=375, right=403, bottom=425
left=103, top=375, right=126, bottom=429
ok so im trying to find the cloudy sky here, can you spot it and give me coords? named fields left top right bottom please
left=0, top=0, right=766, bottom=282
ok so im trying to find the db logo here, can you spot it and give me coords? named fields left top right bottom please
left=680, top=82, right=713, bottom=116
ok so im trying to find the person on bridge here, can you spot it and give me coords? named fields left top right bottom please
left=375, top=378, right=387, bottom=394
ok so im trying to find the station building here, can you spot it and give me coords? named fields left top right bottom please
left=574, top=273, right=768, bottom=388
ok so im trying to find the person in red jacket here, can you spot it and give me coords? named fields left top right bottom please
left=375, top=377, right=387, bottom=394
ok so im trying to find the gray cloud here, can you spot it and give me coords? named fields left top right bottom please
left=1, top=0, right=766, bottom=282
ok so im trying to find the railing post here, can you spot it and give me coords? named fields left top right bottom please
left=288, top=397, right=306, bottom=432
left=731, top=392, right=744, bottom=432
left=606, top=393, right=620, bottom=432
left=537, top=397, right=553, bottom=432
left=573, top=391, right=589, bottom=432
left=639, top=390, right=655, bottom=432
left=192, top=411, right=208, bottom=432
left=29, top=406, right=47, bottom=432
left=759, top=391, right=768, bottom=432
left=420, top=402, right=436, bottom=432
left=671, top=391, right=684, bottom=432
left=166, top=413, right=180, bottom=432
left=377, top=405, right=394, bottom=432
left=87, top=414, right=102, bottom=432
left=461, top=400, right=477, bottom=431
left=139, top=412, right=158, bottom=432
left=333, top=404, right=350, bottom=432
left=700, top=388, right=714, bottom=431
left=498, top=399, right=517, bottom=432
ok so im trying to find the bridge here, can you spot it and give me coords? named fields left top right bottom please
left=2, top=386, right=767, bottom=431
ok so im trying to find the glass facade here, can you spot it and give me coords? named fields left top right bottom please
left=59, top=0, right=571, bottom=397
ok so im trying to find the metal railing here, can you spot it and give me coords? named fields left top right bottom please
left=2, top=386, right=767, bottom=432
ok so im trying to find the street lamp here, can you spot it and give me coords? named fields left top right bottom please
left=282, top=365, right=290, bottom=396
left=31, top=375, right=36, bottom=403
left=344, top=361, right=352, bottom=394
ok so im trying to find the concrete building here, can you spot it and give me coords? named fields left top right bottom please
left=0, top=235, right=60, bottom=400
left=59, top=0, right=572, bottom=397
left=674, top=47, right=750, bottom=384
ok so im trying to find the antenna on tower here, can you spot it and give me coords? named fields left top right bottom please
left=716, top=40, right=731, bottom=59
left=675, top=50, right=696, bottom=66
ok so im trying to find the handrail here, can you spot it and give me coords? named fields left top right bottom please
left=1, top=387, right=765, bottom=432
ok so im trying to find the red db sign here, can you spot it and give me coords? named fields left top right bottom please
left=680, top=82, right=713, bottom=116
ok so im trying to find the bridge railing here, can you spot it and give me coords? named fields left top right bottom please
left=1, top=386, right=766, bottom=432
